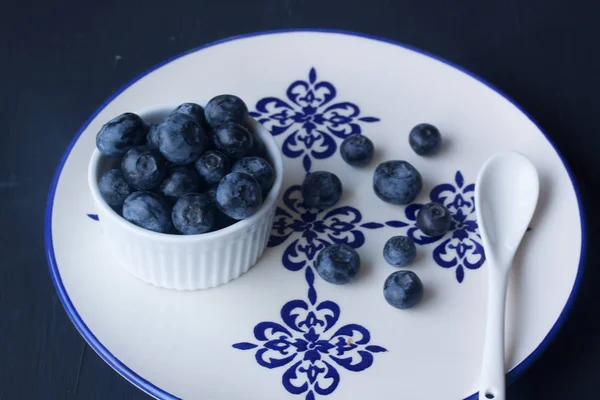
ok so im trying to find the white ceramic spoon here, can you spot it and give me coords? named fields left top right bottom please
left=475, top=152, right=539, bottom=400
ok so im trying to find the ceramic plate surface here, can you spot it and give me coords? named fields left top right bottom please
left=46, top=30, right=584, bottom=400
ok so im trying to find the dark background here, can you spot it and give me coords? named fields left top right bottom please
left=1, top=0, right=598, bottom=399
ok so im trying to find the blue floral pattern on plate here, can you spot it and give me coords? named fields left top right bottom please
left=269, top=185, right=407, bottom=272
left=233, top=268, right=387, bottom=400
left=405, top=171, right=485, bottom=283
left=249, top=67, right=380, bottom=172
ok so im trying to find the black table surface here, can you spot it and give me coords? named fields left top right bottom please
left=2, top=0, right=599, bottom=399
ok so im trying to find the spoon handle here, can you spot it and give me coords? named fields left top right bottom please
left=478, top=266, right=509, bottom=400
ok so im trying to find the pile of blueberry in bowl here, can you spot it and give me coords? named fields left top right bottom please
left=88, top=95, right=284, bottom=290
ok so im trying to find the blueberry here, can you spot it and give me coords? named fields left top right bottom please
left=205, top=185, right=218, bottom=204
left=416, top=202, right=452, bottom=237
left=122, top=191, right=171, bottom=233
left=121, top=147, right=167, bottom=190
left=340, top=135, right=374, bottom=167
left=383, top=271, right=424, bottom=309
left=171, top=103, right=208, bottom=127
left=315, top=244, right=360, bottom=285
left=204, top=186, right=236, bottom=230
left=249, top=130, right=267, bottom=158
left=373, top=161, right=422, bottom=205
left=98, top=169, right=134, bottom=208
left=409, top=123, right=441, bottom=156
left=383, top=236, right=417, bottom=267
left=158, top=113, right=209, bottom=165
left=146, top=124, right=160, bottom=150
left=232, top=157, right=275, bottom=194
left=195, top=150, right=231, bottom=184
left=212, top=122, right=254, bottom=159
left=96, top=113, right=148, bottom=157
left=301, top=171, right=342, bottom=209
left=159, top=166, right=202, bottom=202
left=171, top=193, right=215, bottom=235
left=205, top=94, right=248, bottom=128
left=216, top=172, right=263, bottom=220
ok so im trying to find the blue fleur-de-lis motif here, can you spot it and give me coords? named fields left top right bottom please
left=405, top=171, right=486, bottom=283
left=269, top=185, right=407, bottom=272
left=249, top=67, right=380, bottom=172
left=233, top=268, right=387, bottom=400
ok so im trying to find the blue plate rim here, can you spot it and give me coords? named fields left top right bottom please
left=44, top=28, right=587, bottom=400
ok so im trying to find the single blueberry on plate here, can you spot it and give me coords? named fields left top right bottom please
left=98, top=169, right=134, bottom=208
left=383, top=236, right=417, bottom=267
left=158, top=113, right=209, bottom=165
left=340, top=134, right=374, bottom=167
left=204, top=94, right=248, bottom=128
left=96, top=113, right=148, bottom=157
left=301, top=171, right=342, bottom=209
left=122, top=191, right=171, bottom=233
left=216, top=172, right=263, bottom=220
left=416, top=202, right=452, bottom=237
left=146, top=124, right=160, bottom=150
left=212, top=122, right=254, bottom=159
left=384, top=270, right=424, bottom=309
left=171, top=193, right=215, bottom=235
left=373, top=160, right=422, bottom=205
left=159, top=166, right=202, bottom=202
left=409, top=123, right=442, bottom=156
left=232, top=157, right=275, bottom=194
left=315, top=244, right=360, bottom=285
left=195, top=150, right=231, bottom=184
left=121, top=147, right=167, bottom=190
left=171, top=103, right=207, bottom=127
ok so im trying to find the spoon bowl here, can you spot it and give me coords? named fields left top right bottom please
left=476, top=152, right=540, bottom=267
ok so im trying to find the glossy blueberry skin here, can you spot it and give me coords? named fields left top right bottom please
left=96, top=113, right=148, bottom=157
left=340, top=135, right=374, bottom=167
left=315, top=244, right=360, bottom=285
left=204, top=185, right=236, bottom=230
left=249, top=130, right=267, bottom=158
left=216, top=172, right=263, bottom=220
left=146, top=124, right=160, bottom=150
left=121, top=147, right=167, bottom=190
left=205, top=185, right=236, bottom=229
left=171, top=103, right=207, bottom=127
left=159, top=166, right=202, bottom=202
left=232, top=157, right=275, bottom=194
left=204, top=94, right=248, bottom=128
left=416, top=202, right=452, bottom=237
left=98, top=169, right=134, bottom=208
left=301, top=171, right=342, bottom=209
left=205, top=185, right=218, bottom=204
left=409, top=123, right=441, bottom=156
left=373, top=160, right=422, bottom=205
left=158, top=113, right=209, bottom=165
left=212, top=122, right=254, bottom=159
left=384, top=271, right=424, bottom=309
left=122, top=191, right=171, bottom=233
left=171, top=193, right=215, bottom=235
left=383, top=236, right=417, bottom=267
left=195, top=150, right=231, bottom=184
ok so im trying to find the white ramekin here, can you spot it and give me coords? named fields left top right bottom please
left=88, top=105, right=283, bottom=290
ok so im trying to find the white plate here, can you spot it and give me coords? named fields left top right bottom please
left=45, top=30, right=584, bottom=400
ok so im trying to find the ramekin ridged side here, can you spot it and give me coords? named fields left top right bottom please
left=93, top=200, right=276, bottom=290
